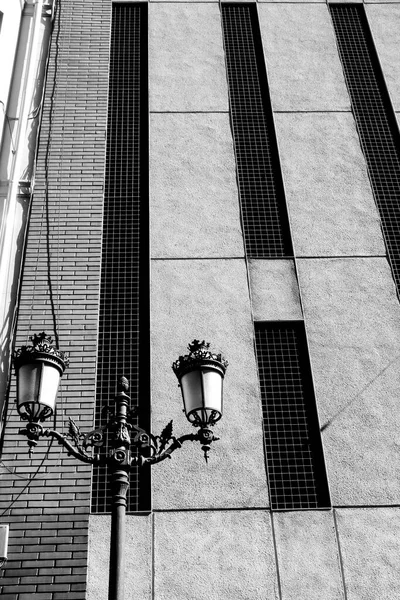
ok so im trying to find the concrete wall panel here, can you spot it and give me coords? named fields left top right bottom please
left=274, top=113, right=384, bottom=257
left=336, top=508, right=400, bottom=600
left=88, top=515, right=152, bottom=600
left=151, top=258, right=269, bottom=509
left=366, top=5, right=400, bottom=111
left=149, top=4, right=228, bottom=111
left=258, top=0, right=324, bottom=4
left=274, top=511, right=344, bottom=600
left=154, top=511, right=278, bottom=600
left=258, top=5, right=350, bottom=111
left=150, top=113, right=244, bottom=258
left=298, top=258, right=400, bottom=505
left=365, top=0, right=400, bottom=5
left=249, top=259, right=302, bottom=321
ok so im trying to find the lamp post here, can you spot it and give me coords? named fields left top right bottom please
left=13, top=333, right=228, bottom=600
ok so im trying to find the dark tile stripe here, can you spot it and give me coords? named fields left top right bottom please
left=255, top=322, right=330, bottom=510
left=330, top=4, right=400, bottom=295
left=92, top=3, right=150, bottom=514
left=221, top=4, right=293, bottom=258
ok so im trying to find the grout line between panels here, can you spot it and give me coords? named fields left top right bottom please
left=270, top=512, right=283, bottom=600
left=150, top=110, right=229, bottom=114
left=333, top=508, right=349, bottom=600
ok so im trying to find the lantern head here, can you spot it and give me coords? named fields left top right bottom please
left=14, top=333, right=68, bottom=422
left=172, top=340, right=228, bottom=428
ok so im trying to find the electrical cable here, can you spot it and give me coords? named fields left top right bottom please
left=0, top=410, right=57, bottom=518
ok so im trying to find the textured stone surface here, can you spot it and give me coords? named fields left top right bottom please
left=87, top=515, right=152, bottom=600
left=149, top=3, right=228, bottom=111
left=365, top=0, right=400, bottom=4
left=154, top=511, right=278, bottom=600
left=258, top=0, right=324, bottom=3
left=336, top=508, right=400, bottom=600
left=150, top=113, right=243, bottom=258
left=275, top=113, right=384, bottom=257
left=249, top=259, right=302, bottom=321
left=366, top=5, right=400, bottom=111
left=258, top=4, right=350, bottom=111
left=298, top=258, right=400, bottom=505
left=274, top=511, right=344, bottom=600
left=151, top=258, right=269, bottom=509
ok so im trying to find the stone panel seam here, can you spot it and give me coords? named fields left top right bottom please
left=332, top=508, right=349, bottom=600
left=150, top=254, right=389, bottom=261
left=258, top=1, right=326, bottom=3
left=296, top=254, right=387, bottom=259
left=152, top=506, right=274, bottom=512
left=150, top=1, right=218, bottom=3
left=269, top=512, right=283, bottom=600
left=333, top=504, right=400, bottom=509
left=150, top=110, right=229, bottom=113
left=150, top=256, right=245, bottom=261
left=273, top=110, right=351, bottom=113
left=151, top=511, right=155, bottom=600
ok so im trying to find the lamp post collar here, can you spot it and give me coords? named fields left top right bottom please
left=172, top=340, right=228, bottom=379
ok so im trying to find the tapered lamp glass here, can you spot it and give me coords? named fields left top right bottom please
left=172, top=340, right=228, bottom=427
left=14, top=333, right=68, bottom=422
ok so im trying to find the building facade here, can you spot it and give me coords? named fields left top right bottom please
left=1, top=0, right=400, bottom=598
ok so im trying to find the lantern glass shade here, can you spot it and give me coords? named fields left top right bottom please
left=180, top=367, right=223, bottom=426
left=16, top=360, right=61, bottom=421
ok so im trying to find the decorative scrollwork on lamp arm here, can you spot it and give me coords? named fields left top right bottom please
left=15, top=336, right=227, bottom=464
left=18, top=377, right=220, bottom=465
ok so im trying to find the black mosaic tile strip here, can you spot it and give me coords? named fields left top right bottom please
left=330, top=4, right=400, bottom=294
left=221, top=4, right=293, bottom=258
left=92, top=3, right=150, bottom=514
left=255, top=322, right=331, bottom=510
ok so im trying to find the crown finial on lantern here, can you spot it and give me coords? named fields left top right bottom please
left=187, top=340, right=210, bottom=353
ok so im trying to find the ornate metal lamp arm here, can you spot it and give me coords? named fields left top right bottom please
left=19, top=421, right=101, bottom=465
left=43, top=428, right=101, bottom=465
left=19, top=419, right=107, bottom=465
left=20, top=408, right=220, bottom=467
left=142, top=432, right=198, bottom=465
left=141, top=428, right=220, bottom=466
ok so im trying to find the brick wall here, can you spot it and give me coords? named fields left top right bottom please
left=0, top=0, right=110, bottom=597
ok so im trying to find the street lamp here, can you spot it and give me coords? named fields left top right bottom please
left=13, top=333, right=228, bottom=600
